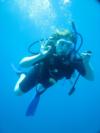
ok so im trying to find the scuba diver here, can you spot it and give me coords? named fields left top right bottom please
left=13, top=22, right=94, bottom=116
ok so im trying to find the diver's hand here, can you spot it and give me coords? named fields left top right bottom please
left=80, top=51, right=92, bottom=63
left=40, top=46, right=52, bottom=56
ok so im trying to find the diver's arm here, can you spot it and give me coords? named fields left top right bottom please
left=80, top=52, right=94, bottom=81
left=19, top=46, right=52, bottom=68
left=19, top=54, right=44, bottom=68
left=75, top=52, right=94, bottom=81
left=82, top=62, right=94, bottom=81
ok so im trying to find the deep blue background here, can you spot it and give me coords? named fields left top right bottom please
left=0, top=0, right=100, bottom=133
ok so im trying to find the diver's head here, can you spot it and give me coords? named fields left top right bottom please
left=55, top=39, right=74, bottom=56
left=55, top=29, right=77, bottom=44
left=55, top=29, right=77, bottom=56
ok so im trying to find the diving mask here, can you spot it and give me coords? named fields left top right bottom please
left=56, top=39, right=74, bottom=56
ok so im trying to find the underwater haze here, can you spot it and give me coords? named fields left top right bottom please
left=0, top=0, right=100, bottom=133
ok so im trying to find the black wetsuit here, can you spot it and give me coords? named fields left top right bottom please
left=19, top=52, right=86, bottom=93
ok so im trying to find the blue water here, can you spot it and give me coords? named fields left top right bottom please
left=0, top=0, right=100, bottom=133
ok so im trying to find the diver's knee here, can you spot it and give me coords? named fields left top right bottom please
left=14, top=82, right=24, bottom=96
left=14, top=87, right=24, bottom=96
left=14, top=73, right=26, bottom=96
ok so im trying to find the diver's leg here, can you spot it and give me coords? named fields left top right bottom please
left=41, top=77, right=57, bottom=89
left=14, top=65, right=40, bottom=96
left=14, top=73, right=26, bottom=96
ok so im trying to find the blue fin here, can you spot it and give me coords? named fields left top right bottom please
left=26, top=92, right=40, bottom=116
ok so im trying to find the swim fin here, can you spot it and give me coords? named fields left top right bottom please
left=26, top=92, right=40, bottom=116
